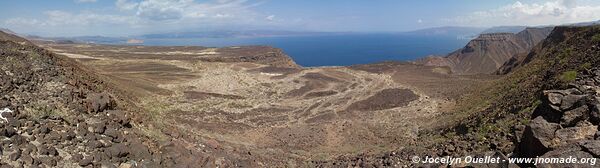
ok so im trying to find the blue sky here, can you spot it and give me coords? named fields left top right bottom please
left=1, top=0, right=600, bottom=36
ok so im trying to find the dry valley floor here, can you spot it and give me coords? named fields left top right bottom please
left=39, top=43, right=492, bottom=166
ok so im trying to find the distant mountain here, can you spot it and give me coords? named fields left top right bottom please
left=0, top=28, right=17, bottom=35
left=401, top=26, right=486, bottom=40
left=25, top=30, right=340, bottom=44
left=26, top=35, right=130, bottom=44
left=566, top=20, right=600, bottom=26
left=481, top=26, right=527, bottom=34
left=138, top=30, right=336, bottom=39
left=415, top=27, right=554, bottom=74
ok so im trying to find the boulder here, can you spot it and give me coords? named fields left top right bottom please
left=106, top=110, right=130, bottom=126
left=560, top=94, right=586, bottom=111
left=518, top=116, right=559, bottom=157
left=579, top=140, right=600, bottom=157
left=86, top=140, right=104, bottom=149
left=0, top=127, right=17, bottom=137
left=561, top=105, right=589, bottom=127
left=128, top=141, right=152, bottom=159
left=86, top=92, right=113, bottom=113
left=554, top=124, right=597, bottom=146
left=39, top=125, right=50, bottom=134
left=106, top=143, right=129, bottom=158
left=546, top=92, right=563, bottom=105
left=92, top=122, right=106, bottom=134
left=72, top=153, right=83, bottom=162
left=590, top=100, right=600, bottom=125
left=532, top=103, right=563, bottom=123
left=21, top=154, right=33, bottom=165
left=103, top=127, right=119, bottom=139
left=8, top=149, right=20, bottom=161
left=61, top=130, right=76, bottom=141
left=40, top=157, right=57, bottom=167
left=79, top=156, right=93, bottom=166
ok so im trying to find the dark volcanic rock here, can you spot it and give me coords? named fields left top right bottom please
left=106, top=110, right=130, bottom=126
left=0, top=34, right=171, bottom=167
left=92, top=122, right=106, bottom=134
left=554, top=124, right=597, bottom=145
left=560, top=94, right=587, bottom=110
left=21, top=155, right=33, bottom=165
left=518, top=116, right=558, bottom=157
left=346, top=88, right=419, bottom=111
left=8, top=149, right=20, bottom=161
left=106, top=143, right=129, bottom=158
left=72, top=153, right=83, bottom=162
left=79, top=156, right=93, bottom=166
left=85, top=92, right=113, bottom=113
left=579, top=140, right=600, bottom=157
left=128, top=141, right=152, bottom=159
left=86, top=140, right=104, bottom=149
left=561, top=105, right=589, bottom=127
left=40, top=157, right=57, bottom=167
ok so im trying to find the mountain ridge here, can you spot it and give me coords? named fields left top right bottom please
left=415, top=27, right=553, bottom=74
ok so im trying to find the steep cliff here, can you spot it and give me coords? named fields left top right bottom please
left=416, top=27, right=553, bottom=74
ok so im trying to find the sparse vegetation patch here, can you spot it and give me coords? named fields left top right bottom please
left=559, top=70, right=577, bottom=82
left=592, top=33, right=600, bottom=43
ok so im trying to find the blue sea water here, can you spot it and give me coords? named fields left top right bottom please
left=140, top=33, right=470, bottom=67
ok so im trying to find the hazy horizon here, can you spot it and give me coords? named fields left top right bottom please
left=2, top=0, right=600, bottom=37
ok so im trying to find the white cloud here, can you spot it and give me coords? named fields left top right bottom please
left=417, top=19, right=423, bottom=23
left=445, top=0, right=600, bottom=26
left=75, top=0, right=97, bottom=3
left=136, top=0, right=188, bottom=21
left=114, top=0, right=264, bottom=21
left=266, top=15, right=275, bottom=21
left=116, top=0, right=139, bottom=11
left=3, top=0, right=277, bottom=36
left=5, top=10, right=138, bottom=28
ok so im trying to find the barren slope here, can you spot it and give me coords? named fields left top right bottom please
left=416, top=27, right=553, bottom=75
left=37, top=42, right=491, bottom=166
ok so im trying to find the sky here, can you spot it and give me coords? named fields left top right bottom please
left=1, top=0, right=600, bottom=36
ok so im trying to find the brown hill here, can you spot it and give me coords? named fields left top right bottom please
left=416, top=27, right=553, bottom=74
left=0, top=29, right=32, bottom=45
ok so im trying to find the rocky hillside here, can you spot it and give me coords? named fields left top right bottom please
left=515, top=71, right=600, bottom=167
left=416, top=27, right=553, bottom=74
left=0, top=30, right=138, bottom=167
left=428, top=25, right=600, bottom=165
left=0, top=30, right=190, bottom=167
left=0, top=29, right=31, bottom=45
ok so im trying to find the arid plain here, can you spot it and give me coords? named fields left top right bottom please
left=39, top=42, right=491, bottom=164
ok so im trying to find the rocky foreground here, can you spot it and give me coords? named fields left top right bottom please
left=516, top=68, right=600, bottom=167
left=0, top=38, right=226, bottom=167
left=0, top=38, right=159, bottom=167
